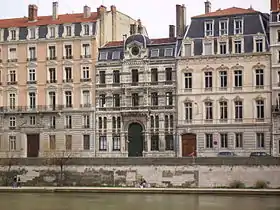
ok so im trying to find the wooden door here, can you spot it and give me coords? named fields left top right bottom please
left=27, top=134, right=40, bottom=157
left=128, top=123, right=143, bottom=157
left=182, top=134, right=196, bottom=157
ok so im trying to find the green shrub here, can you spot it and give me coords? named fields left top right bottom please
left=254, top=180, right=268, bottom=189
left=229, top=180, right=245, bottom=188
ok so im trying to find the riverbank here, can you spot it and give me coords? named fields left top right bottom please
left=0, top=187, right=279, bottom=195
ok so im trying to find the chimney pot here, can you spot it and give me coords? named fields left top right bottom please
left=205, top=0, right=211, bottom=14
left=28, top=4, right=38, bottom=21
left=110, top=5, right=116, bottom=13
left=130, top=24, right=137, bottom=35
left=83, top=5, right=91, bottom=18
left=169, top=25, right=175, bottom=38
left=52, top=2, right=58, bottom=20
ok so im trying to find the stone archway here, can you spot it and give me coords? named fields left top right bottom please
left=128, top=122, right=144, bottom=157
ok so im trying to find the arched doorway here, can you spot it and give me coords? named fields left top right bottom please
left=181, top=133, right=197, bottom=157
left=128, top=123, right=143, bottom=157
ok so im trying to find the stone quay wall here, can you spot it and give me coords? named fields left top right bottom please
left=0, top=157, right=279, bottom=188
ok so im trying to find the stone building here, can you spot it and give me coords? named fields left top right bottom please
left=94, top=4, right=187, bottom=157
left=270, top=0, right=280, bottom=157
left=176, top=1, right=271, bottom=157
left=0, top=2, right=144, bottom=157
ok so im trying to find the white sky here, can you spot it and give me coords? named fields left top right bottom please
left=0, top=0, right=269, bottom=38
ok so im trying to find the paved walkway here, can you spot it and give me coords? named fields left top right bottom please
left=0, top=187, right=279, bottom=195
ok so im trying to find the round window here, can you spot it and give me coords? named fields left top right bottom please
left=131, top=46, right=140, bottom=56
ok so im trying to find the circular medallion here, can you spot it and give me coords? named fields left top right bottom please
left=131, top=46, right=140, bottom=56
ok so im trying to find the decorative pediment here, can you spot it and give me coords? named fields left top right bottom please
left=231, top=63, right=244, bottom=70
left=217, top=35, right=228, bottom=42
left=62, top=60, right=74, bottom=66
left=184, top=97, right=193, bottom=103
left=255, top=95, right=265, bottom=101
left=216, top=64, right=229, bottom=71
left=255, top=33, right=264, bottom=39
left=62, top=84, right=73, bottom=90
left=182, top=66, right=193, bottom=73
left=252, top=62, right=265, bottom=70
left=6, top=87, right=18, bottom=92
left=27, top=86, right=37, bottom=91
left=46, top=60, right=58, bottom=66
left=203, top=96, right=213, bottom=102
left=26, top=62, right=37, bottom=68
left=202, top=65, right=214, bottom=71
left=126, top=40, right=142, bottom=48
left=81, top=59, right=92, bottom=64
left=7, top=63, right=18, bottom=68
left=46, top=85, right=57, bottom=90
left=81, top=84, right=91, bottom=89
left=204, top=36, right=214, bottom=42
left=183, top=37, right=192, bottom=44
left=232, top=34, right=243, bottom=40
left=233, top=96, right=243, bottom=101
left=219, top=96, right=228, bottom=102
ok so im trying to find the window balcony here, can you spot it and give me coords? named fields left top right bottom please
left=80, top=104, right=92, bottom=108
left=47, top=57, right=57, bottom=60
left=7, top=81, right=18, bottom=85
left=27, top=81, right=37, bottom=85
left=47, top=80, right=57, bottom=83
left=80, top=54, right=91, bottom=59
left=80, top=78, right=91, bottom=82
left=7, top=59, right=18, bottom=62
left=63, top=79, right=73, bottom=83
left=63, top=55, right=73, bottom=59
left=27, top=58, right=37, bottom=62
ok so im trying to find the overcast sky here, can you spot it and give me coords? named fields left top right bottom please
left=0, top=0, right=269, bottom=38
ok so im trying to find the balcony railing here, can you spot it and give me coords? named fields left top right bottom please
left=0, top=105, right=64, bottom=113
left=272, top=105, right=280, bottom=113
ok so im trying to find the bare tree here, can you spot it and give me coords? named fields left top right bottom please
left=0, top=151, right=19, bottom=186
left=44, top=150, right=72, bottom=186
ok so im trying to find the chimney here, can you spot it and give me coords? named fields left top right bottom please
left=137, top=19, right=143, bottom=34
left=180, top=5, right=186, bottom=36
left=111, top=5, right=117, bottom=41
left=110, top=5, right=116, bottom=13
left=271, top=0, right=279, bottom=11
left=83, top=5, right=91, bottom=18
left=169, top=25, right=175, bottom=38
left=130, top=24, right=137, bottom=35
left=205, top=0, right=211, bottom=14
left=176, top=4, right=182, bottom=37
left=52, top=2, right=58, bottom=20
left=97, top=5, right=106, bottom=17
left=28, top=4, right=38, bottom=21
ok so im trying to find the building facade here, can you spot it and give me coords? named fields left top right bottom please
left=0, top=2, right=143, bottom=157
left=177, top=2, right=272, bottom=157
left=270, top=0, right=280, bottom=157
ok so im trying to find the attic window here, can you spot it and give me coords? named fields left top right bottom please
left=150, top=49, right=159, bottom=57
left=164, top=48, right=173, bottom=57
left=112, top=51, right=120, bottom=60
left=99, top=52, right=108, bottom=60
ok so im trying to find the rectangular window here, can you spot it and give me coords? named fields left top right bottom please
left=83, top=135, right=90, bottom=150
left=151, top=92, right=158, bottom=106
left=50, top=27, right=55, bottom=38
left=235, top=133, right=243, bottom=148
left=9, top=70, right=16, bottom=83
left=256, top=100, right=264, bottom=120
left=29, top=116, right=36, bottom=125
left=255, top=69, right=264, bottom=87
left=219, top=20, right=228, bottom=35
left=49, top=68, right=56, bottom=82
left=205, top=102, right=213, bottom=120
left=132, top=93, right=139, bottom=106
left=9, top=116, right=16, bottom=129
left=151, top=68, right=158, bottom=84
left=99, top=52, right=107, bottom=60
left=166, top=92, right=173, bottom=106
left=184, top=72, right=192, bottom=89
left=113, top=70, right=120, bottom=84
left=83, top=115, right=90, bottom=128
left=99, top=136, right=107, bottom=151
left=164, top=48, right=173, bottom=57
left=234, top=19, right=243, bottom=34
left=204, top=42, right=213, bottom=55
left=151, top=134, right=159, bottom=151
left=219, top=42, right=227, bottom=54
left=29, top=47, right=36, bottom=60
left=205, top=21, right=213, bottom=36
left=65, top=91, right=72, bottom=107
left=83, top=24, right=90, bottom=35
left=256, top=133, right=265, bottom=148
left=30, top=28, right=36, bottom=39
left=50, top=116, right=56, bottom=128
left=49, top=92, right=56, bottom=109
left=112, top=51, right=120, bottom=60
left=112, top=136, right=120, bottom=151
left=82, top=90, right=90, bottom=107
left=65, top=135, right=72, bottom=150
left=99, top=71, right=106, bottom=84
left=234, top=40, right=242, bottom=53
left=66, top=26, right=72, bottom=36
left=9, top=93, right=16, bottom=109
left=234, top=70, right=243, bottom=88
left=234, top=101, right=243, bottom=121
left=131, top=69, right=139, bottom=84
left=65, top=67, right=72, bottom=82
left=219, top=101, right=228, bottom=120
left=9, top=136, right=16, bottom=151
left=10, top=30, right=16, bottom=40
left=113, top=94, right=120, bottom=107
left=165, top=134, right=174, bottom=151
left=204, top=71, right=212, bottom=89
left=29, top=92, right=36, bottom=109
left=205, top=134, right=213, bottom=148
left=278, top=30, right=280, bottom=42
left=28, top=69, right=36, bottom=82
left=219, top=71, right=227, bottom=88
left=49, top=135, right=56, bottom=150
left=185, top=102, right=192, bottom=121
left=65, top=45, right=72, bottom=59
left=99, top=94, right=106, bottom=107
left=82, top=66, right=90, bottom=79
left=82, top=44, right=90, bottom=57
left=256, top=39, right=263, bottom=52
left=65, top=115, right=72, bottom=129
left=48, top=46, right=56, bottom=60
left=220, top=133, right=228, bottom=148
left=165, top=68, right=172, bottom=82
left=150, top=49, right=159, bottom=57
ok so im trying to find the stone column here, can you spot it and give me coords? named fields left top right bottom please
left=106, top=116, right=112, bottom=152
left=159, top=114, right=165, bottom=151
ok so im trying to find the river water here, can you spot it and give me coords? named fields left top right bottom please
left=0, top=193, right=279, bottom=210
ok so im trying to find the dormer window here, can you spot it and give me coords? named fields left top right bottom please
left=204, top=21, right=213, bottom=36
left=255, top=37, right=265, bottom=53
left=112, top=51, right=120, bottom=60
left=84, top=25, right=89, bottom=36
left=50, top=27, right=55, bottom=38
left=164, top=48, right=173, bottom=57
left=151, top=49, right=159, bottom=57
left=234, top=19, right=243, bottom=34
left=66, top=26, right=71, bottom=36
left=8, top=29, right=18, bottom=41
left=63, top=25, right=74, bottom=37
left=99, top=52, right=108, bottom=60
left=30, top=28, right=36, bottom=39
left=219, top=20, right=228, bottom=36
left=47, top=26, right=58, bottom=39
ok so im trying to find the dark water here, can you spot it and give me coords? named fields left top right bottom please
left=0, top=193, right=279, bottom=210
